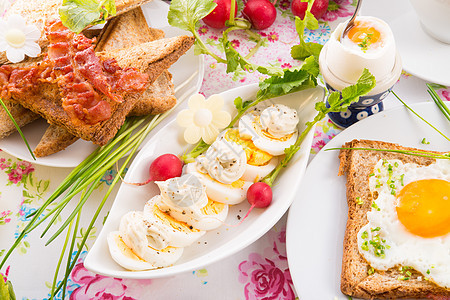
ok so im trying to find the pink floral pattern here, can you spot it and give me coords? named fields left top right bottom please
left=70, top=261, right=152, bottom=300
left=322, top=0, right=354, bottom=22
left=0, top=158, right=34, bottom=185
left=239, top=228, right=295, bottom=300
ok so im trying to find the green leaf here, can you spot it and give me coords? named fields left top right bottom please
left=257, top=60, right=319, bottom=100
left=224, top=41, right=241, bottom=73
left=168, top=0, right=216, bottom=32
left=291, top=16, right=323, bottom=60
left=234, top=97, right=243, bottom=111
left=304, top=11, right=318, bottom=30
left=59, top=0, right=116, bottom=34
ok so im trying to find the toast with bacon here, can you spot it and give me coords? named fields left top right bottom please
left=33, top=7, right=177, bottom=157
left=0, top=17, right=194, bottom=143
left=0, top=0, right=154, bottom=65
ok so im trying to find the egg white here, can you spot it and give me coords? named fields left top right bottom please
left=239, top=114, right=298, bottom=156
left=143, top=197, right=206, bottom=248
left=107, top=231, right=183, bottom=271
left=154, top=193, right=229, bottom=231
left=358, top=158, right=450, bottom=288
left=185, top=163, right=252, bottom=205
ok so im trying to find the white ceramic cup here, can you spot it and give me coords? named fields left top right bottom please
left=409, top=0, right=450, bottom=44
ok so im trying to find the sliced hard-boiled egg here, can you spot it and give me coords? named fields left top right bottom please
left=185, top=162, right=252, bottom=205
left=107, top=231, right=183, bottom=271
left=222, top=128, right=278, bottom=182
left=155, top=194, right=229, bottom=231
left=143, top=196, right=206, bottom=247
left=239, top=104, right=299, bottom=156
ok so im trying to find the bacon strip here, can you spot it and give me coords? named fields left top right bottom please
left=0, top=20, right=149, bottom=125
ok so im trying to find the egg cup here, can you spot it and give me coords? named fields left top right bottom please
left=319, top=35, right=403, bottom=128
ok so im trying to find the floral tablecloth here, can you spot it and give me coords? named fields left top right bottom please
left=1, top=0, right=450, bottom=299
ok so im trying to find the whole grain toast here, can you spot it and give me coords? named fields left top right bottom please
left=34, top=8, right=177, bottom=157
left=0, top=0, right=154, bottom=65
left=0, top=99, right=40, bottom=139
left=10, top=35, right=194, bottom=146
left=338, top=139, right=450, bottom=299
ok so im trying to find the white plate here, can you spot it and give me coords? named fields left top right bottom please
left=84, top=84, right=326, bottom=279
left=361, top=0, right=450, bottom=86
left=286, top=102, right=450, bottom=300
left=0, top=0, right=204, bottom=168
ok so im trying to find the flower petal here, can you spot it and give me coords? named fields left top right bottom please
left=176, top=109, right=194, bottom=128
left=212, top=110, right=231, bottom=129
left=188, top=93, right=206, bottom=109
left=7, top=14, right=26, bottom=32
left=6, top=48, right=24, bottom=63
left=202, top=125, right=219, bottom=144
left=0, top=39, right=8, bottom=51
left=24, top=25, right=41, bottom=41
left=205, top=94, right=224, bottom=111
left=184, top=126, right=201, bottom=144
left=22, top=42, right=41, bottom=57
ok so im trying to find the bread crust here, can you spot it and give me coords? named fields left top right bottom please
left=338, top=139, right=450, bottom=299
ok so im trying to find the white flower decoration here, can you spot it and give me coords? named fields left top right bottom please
left=0, top=14, right=41, bottom=63
left=177, top=93, right=231, bottom=144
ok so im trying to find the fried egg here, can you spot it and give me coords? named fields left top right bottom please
left=357, top=157, right=450, bottom=288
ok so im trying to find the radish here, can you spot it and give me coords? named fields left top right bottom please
left=242, top=0, right=277, bottom=30
left=230, top=182, right=273, bottom=226
left=203, top=0, right=238, bottom=29
left=125, top=154, right=183, bottom=186
left=291, top=0, right=329, bottom=21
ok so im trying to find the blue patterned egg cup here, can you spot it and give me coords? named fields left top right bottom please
left=325, top=83, right=392, bottom=128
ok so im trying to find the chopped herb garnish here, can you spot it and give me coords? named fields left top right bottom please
left=421, top=137, right=430, bottom=144
left=426, top=269, right=431, bottom=274
left=371, top=202, right=381, bottom=211
left=367, top=267, right=375, bottom=275
left=358, top=33, right=373, bottom=52
left=356, top=197, right=364, bottom=205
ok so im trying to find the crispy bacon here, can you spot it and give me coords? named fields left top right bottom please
left=0, top=19, right=149, bottom=125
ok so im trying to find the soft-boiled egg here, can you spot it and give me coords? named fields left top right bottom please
left=323, top=16, right=396, bottom=84
left=155, top=174, right=229, bottom=230
left=239, top=104, right=299, bottom=156
left=358, top=158, right=450, bottom=288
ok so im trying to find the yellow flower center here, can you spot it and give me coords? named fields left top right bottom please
left=194, top=108, right=212, bottom=127
left=5, top=28, right=26, bottom=48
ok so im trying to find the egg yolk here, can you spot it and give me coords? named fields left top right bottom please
left=224, top=129, right=272, bottom=166
left=396, top=179, right=450, bottom=238
left=347, top=20, right=382, bottom=49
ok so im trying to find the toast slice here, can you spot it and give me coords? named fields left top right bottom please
left=1, top=0, right=154, bottom=65
left=9, top=35, right=194, bottom=146
left=338, top=139, right=450, bottom=299
left=34, top=8, right=177, bottom=157
left=0, top=100, right=40, bottom=139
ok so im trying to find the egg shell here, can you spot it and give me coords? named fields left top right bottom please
left=324, top=16, right=396, bottom=84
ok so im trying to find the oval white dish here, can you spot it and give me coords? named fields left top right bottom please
left=84, top=83, right=325, bottom=279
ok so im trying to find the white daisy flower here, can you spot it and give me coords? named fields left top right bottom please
left=177, top=93, right=231, bottom=144
left=0, top=14, right=41, bottom=63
